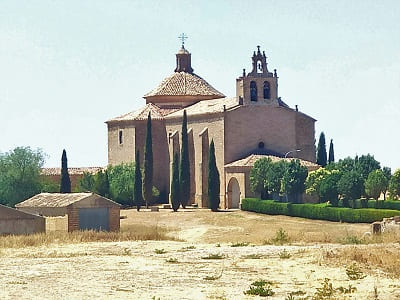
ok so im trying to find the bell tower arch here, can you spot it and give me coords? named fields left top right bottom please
left=236, top=46, right=279, bottom=106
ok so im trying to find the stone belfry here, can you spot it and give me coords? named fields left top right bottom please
left=236, top=46, right=279, bottom=106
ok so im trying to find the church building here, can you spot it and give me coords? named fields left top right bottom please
left=106, top=43, right=317, bottom=208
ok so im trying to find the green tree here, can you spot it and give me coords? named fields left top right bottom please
left=328, top=139, right=335, bottom=164
left=249, top=157, right=272, bottom=199
left=78, top=172, right=95, bottom=192
left=365, top=169, right=388, bottom=202
left=281, top=159, right=308, bottom=203
left=143, top=112, right=153, bottom=207
left=305, top=167, right=331, bottom=203
left=316, top=132, right=327, bottom=167
left=382, top=167, right=391, bottom=200
left=337, top=171, right=364, bottom=206
left=266, top=160, right=288, bottom=200
left=94, top=170, right=110, bottom=198
left=388, top=169, right=400, bottom=199
left=133, top=150, right=143, bottom=211
left=0, top=147, right=45, bottom=206
left=60, top=149, right=71, bottom=193
left=319, top=170, right=341, bottom=206
left=355, top=154, right=381, bottom=182
left=108, top=163, right=135, bottom=205
left=171, top=153, right=180, bottom=212
left=180, top=110, right=190, bottom=208
left=208, top=139, right=220, bottom=211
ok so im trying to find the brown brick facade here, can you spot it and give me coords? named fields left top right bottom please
left=106, top=46, right=317, bottom=209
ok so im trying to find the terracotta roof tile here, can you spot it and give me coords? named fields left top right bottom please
left=41, top=167, right=104, bottom=176
left=224, top=154, right=319, bottom=171
left=165, top=97, right=239, bottom=118
left=16, top=193, right=93, bottom=208
left=16, top=193, right=120, bottom=208
left=107, top=103, right=168, bottom=122
left=144, top=72, right=225, bottom=98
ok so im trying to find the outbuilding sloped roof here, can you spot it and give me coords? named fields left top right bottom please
left=16, top=193, right=120, bottom=208
left=41, top=167, right=104, bottom=176
left=144, top=72, right=225, bottom=98
left=165, top=97, right=239, bottom=119
left=224, top=154, right=319, bottom=171
left=0, top=204, right=43, bottom=219
left=107, top=103, right=173, bottom=123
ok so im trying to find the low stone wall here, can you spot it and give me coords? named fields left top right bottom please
left=45, top=216, right=68, bottom=232
left=372, top=216, right=400, bottom=234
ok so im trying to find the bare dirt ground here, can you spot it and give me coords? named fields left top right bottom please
left=1, top=209, right=399, bottom=300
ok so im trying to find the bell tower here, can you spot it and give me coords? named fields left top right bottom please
left=236, top=46, right=279, bottom=106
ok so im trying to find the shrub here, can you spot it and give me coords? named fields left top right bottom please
left=242, top=198, right=400, bottom=223
left=365, top=169, right=388, bottom=200
left=244, top=280, right=274, bottom=297
left=389, top=169, right=400, bottom=199
left=281, top=160, right=308, bottom=203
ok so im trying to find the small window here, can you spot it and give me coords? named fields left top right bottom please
left=119, top=130, right=123, bottom=145
left=258, top=142, right=265, bottom=149
left=263, top=81, right=270, bottom=99
left=257, top=60, right=263, bottom=73
left=250, top=81, right=257, bottom=101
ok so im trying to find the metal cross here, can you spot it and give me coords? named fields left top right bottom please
left=178, top=33, right=188, bottom=47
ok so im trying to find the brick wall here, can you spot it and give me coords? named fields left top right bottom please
left=67, top=207, right=79, bottom=232
left=166, top=114, right=225, bottom=208
left=109, top=207, right=120, bottom=231
left=108, top=119, right=170, bottom=196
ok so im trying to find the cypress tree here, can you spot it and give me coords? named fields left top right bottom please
left=133, top=150, right=143, bottom=211
left=328, top=139, right=335, bottom=164
left=94, top=169, right=109, bottom=198
left=60, top=149, right=71, bottom=193
left=316, top=132, right=327, bottom=167
left=180, top=110, right=190, bottom=208
left=171, top=153, right=180, bottom=212
left=143, top=112, right=153, bottom=208
left=208, top=139, right=220, bottom=212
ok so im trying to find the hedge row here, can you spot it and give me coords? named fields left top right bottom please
left=337, top=199, right=400, bottom=210
left=241, top=198, right=400, bottom=223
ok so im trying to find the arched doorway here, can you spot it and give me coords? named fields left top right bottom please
left=227, top=177, right=240, bottom=209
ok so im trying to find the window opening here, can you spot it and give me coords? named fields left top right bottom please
left=119, top=130, right=123, bottom=145
left=250, top=81, right=257, bottom=101
left=263, top=81, right=270, bottom=99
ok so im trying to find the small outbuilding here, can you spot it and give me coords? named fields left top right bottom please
left=0, top=204, right=45, bottom=235
left=16, top=193, right=120, bottom=232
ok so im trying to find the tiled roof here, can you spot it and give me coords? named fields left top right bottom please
left=41, top=167, right=104, bottom=176
left=165, top=97, right=239, bottom=119
left=16, top=193, right=94, bottom=208
left=107, top=103, right=172, bottom=122
left=0, top=204, right=43, bottom=219
left=144, top=72, right=225, bottom=98
left=225, top=154, right=319, bottom=171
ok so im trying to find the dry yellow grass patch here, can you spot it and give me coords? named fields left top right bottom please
left=0, top=224, right=174, bottom=249
left=121, top=209, right=370, bottom=245
left=323, top=241, right=400, bottom=278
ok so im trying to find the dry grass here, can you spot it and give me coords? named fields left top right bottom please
left=323, top=242, right=400, bottom=278
left=0, top=224, right=173, bottom=249
left=121, top=209, right=371, bottom=245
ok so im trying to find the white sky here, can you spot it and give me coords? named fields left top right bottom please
left=0, top=1, right=399, bottom=169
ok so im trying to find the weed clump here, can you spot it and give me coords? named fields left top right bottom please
left=154, top=248, right=167, bottom=254
left=346, top=263, right=366, bottom=280
left=244, top=280, right=274, bottom=297
left=230, top=242, right=249, bottom=247
left=269, top=228, right=290, bottom=245
left=279, top=249, right=292, bottom=259
left=202, top=253, right=225, bottom=260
